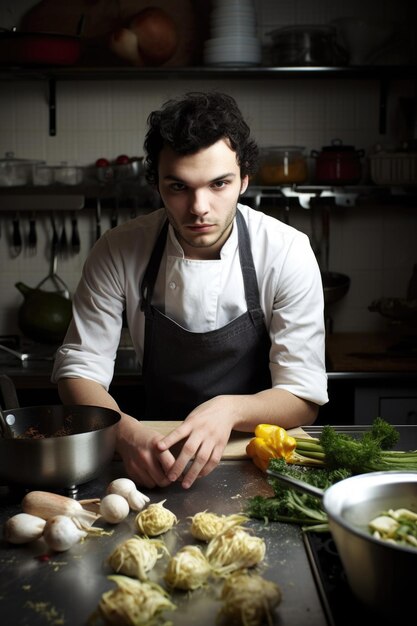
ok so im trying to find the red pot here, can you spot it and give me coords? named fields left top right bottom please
left=311, top=139, right=364, bottom=185
left=0, top=31, right=82, bottom=66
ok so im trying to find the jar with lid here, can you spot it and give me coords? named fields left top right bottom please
left=257, top=146, right=308, bottom=185
left=0, top=152, right=44, bottom=186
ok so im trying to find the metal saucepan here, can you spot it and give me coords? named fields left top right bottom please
left=0, top=404, right=120, bottom=490
left=267, top=469, right=417, bottom=619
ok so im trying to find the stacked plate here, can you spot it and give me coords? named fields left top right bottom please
left=204, top=0, right=261, bottom=67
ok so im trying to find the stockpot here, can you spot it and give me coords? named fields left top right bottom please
left=267, top=469, right=417, bottom=619
left=0, top=404, right=121, bottom=490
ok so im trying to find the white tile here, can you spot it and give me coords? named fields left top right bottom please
left=0, top=0, right=415, bottom=336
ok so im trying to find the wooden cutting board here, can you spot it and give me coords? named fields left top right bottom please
left=141, top=421, right=311, bottom=459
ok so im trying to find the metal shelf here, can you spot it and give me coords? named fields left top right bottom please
left=0, top=65, right=416, bottom=80
left=246, top=185, right=417, bottom=208
left=1, top=64, right=415, bottom=136
left=0, top=183, right=415, bottom=211
left=0, top=193, right=85, bottom=211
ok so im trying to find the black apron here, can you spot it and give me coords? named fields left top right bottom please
left=140, top=209, right=272, bottom=420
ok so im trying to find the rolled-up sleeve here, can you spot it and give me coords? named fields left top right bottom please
left=51, top=231, right=127, bottom=389
left=52, top=344, right=115, bottom=390
left=267, top=230, right=328, bottom=405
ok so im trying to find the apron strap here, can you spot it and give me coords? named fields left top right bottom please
left=236, top=209, right=262, bottom=313
left=140, top=219, right=169, bottom=311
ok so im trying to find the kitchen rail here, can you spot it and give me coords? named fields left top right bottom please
left=1, top=184, right=416, bottom=212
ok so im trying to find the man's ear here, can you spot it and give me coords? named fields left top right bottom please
left=240, top=175, right=249, bottom=195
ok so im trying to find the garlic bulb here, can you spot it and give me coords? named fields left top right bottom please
left=106, top=478, right=150, bottom=512
left=127, top=489, right=150, bottom=512
left=106, top=478, right=137, bottom=499
left=43, top=515, right=87, bottom=552
left=3, top=512, right=46, bottom=544
left=100, top=494, right=130, bottom=524
left=21, top=490, right=100, bottom=528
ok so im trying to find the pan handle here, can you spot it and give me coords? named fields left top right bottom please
left=266, top=468, right=325, bottom=500
left=0, top=409, right=15, bottom=438
left=0, top=374, right=20, bottom=408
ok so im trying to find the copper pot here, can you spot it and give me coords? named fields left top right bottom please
left=311, top=139, right=364, bottom=185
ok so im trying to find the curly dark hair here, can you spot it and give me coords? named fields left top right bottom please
left=143, top=91, right=259, bottom=186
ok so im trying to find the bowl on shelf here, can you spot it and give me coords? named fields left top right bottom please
left=331, top=17, right=397, bottom=65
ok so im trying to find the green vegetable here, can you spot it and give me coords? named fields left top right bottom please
left=246, top=419, right=417, bottom=531
left=245, top=458, right=350, bottom=530
left=369, top=508, right=417, bottom=548
left=294, top=417, right=417, bottom=474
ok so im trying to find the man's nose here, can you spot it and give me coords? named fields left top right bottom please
left=189, top=190, right=209, bottom=215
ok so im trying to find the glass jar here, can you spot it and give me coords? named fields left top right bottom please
left=0, top=152, right=44, bottom=186
left=257, top=146, right=308, bottom=185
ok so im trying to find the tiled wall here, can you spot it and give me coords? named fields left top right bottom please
left=0, top=0, right=416, bottom=338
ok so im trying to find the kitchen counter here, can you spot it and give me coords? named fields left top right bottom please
left=326, top=332, right=417, bottom=374
left=0, top=456, right=326, bottom=626
left=1, top=333, right=416, bottom=385
left=2, top=424, right=416, bottom=625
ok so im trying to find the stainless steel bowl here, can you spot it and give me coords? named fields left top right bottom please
left=0, top=404, right=120, bottom=490
left=325, top=471, right=417, bottom=618
left=267, top=469, right=417, bottom=619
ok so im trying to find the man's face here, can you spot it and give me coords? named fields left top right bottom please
left=157, top=139, right=249, bottom=259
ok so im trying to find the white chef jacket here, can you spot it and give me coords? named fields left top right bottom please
left=52, top=203, right=328, bottom=406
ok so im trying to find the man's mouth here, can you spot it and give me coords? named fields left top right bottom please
left=187, top=223, right=214, bottom=232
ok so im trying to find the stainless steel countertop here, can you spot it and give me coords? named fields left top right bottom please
left=0, top=458, right=327, bottom=626
left=2, top=426, right=417, bottom=625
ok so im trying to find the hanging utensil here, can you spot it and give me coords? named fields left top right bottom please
left=59, top=215, right=68, bottom=257
left=71, top=211, right=80, bottom=254
left=50, top=211, right=59, bottom=256
left=27, top=211, right=37, bottom=254
left=35, top=213, right=70, bottom=298
left=11, top=212, right=22, bottom=257
left=111, top=194, right=119, bottom=229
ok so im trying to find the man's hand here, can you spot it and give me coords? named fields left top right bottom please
left=117, top=414, right=176, bottom=488
left=155, top=396, right=238, bottom=489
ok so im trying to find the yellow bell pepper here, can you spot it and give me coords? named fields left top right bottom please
left=246, top=424, right=297, bottom=471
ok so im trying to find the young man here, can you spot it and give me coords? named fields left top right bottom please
left=52, top=92, right=328, bottom=489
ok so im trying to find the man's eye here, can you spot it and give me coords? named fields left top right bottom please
left=170, top=182, right=186, bottom=191
left=212, top=180, right=227, bottom=189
